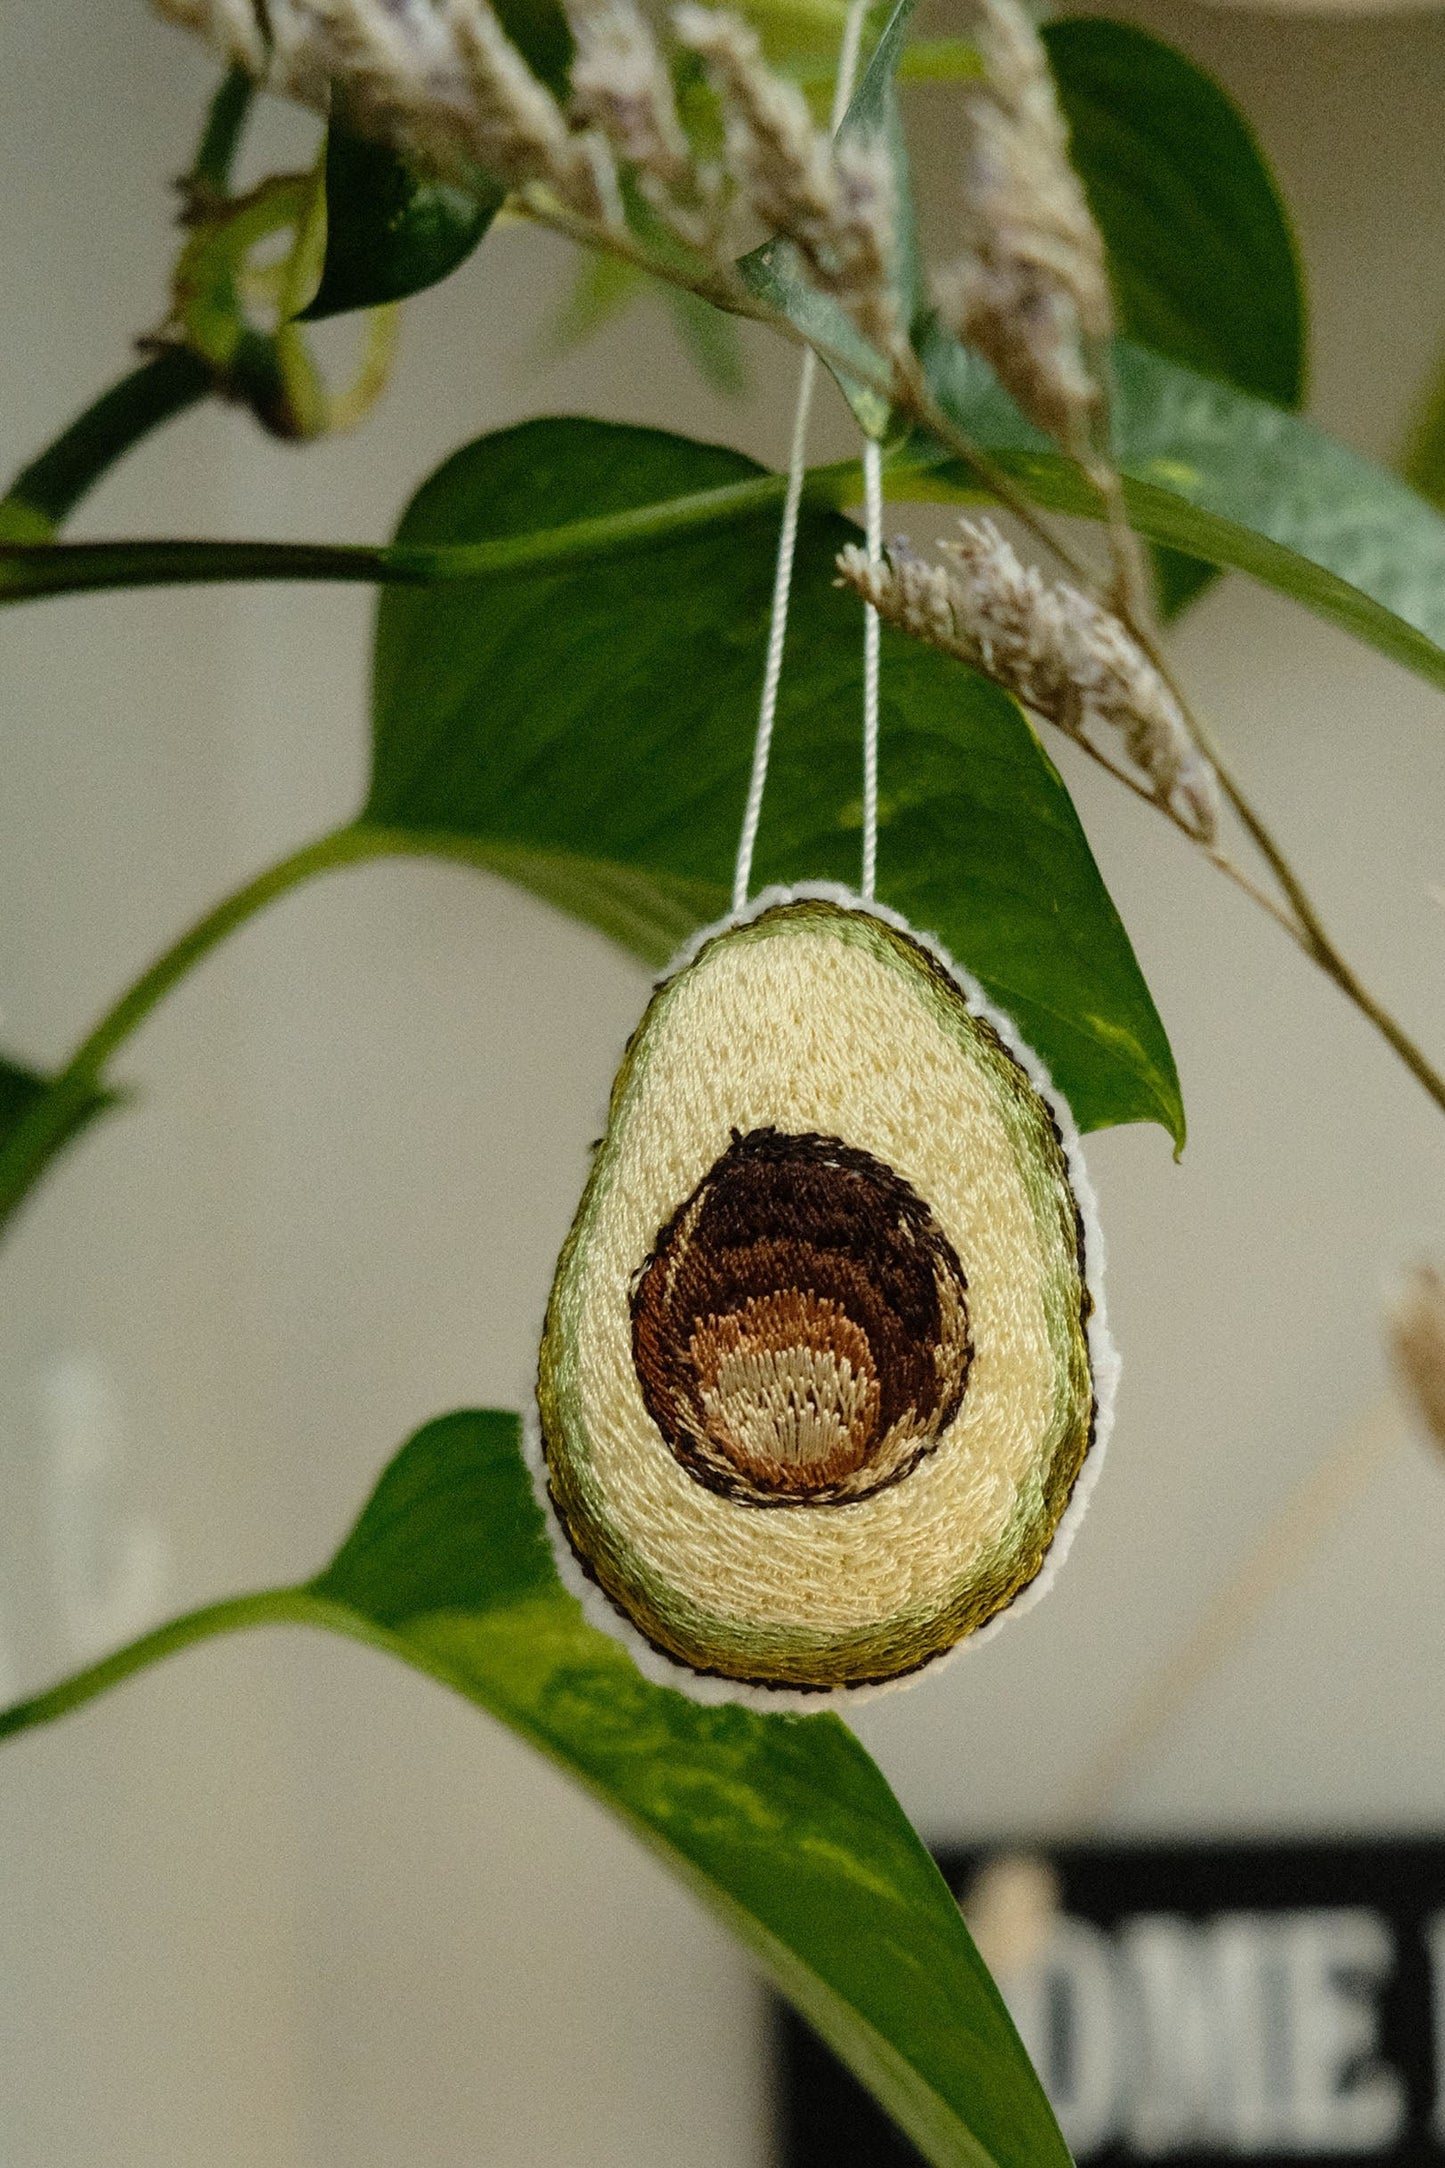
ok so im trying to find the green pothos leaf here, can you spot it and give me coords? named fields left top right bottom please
left=0, top=1409, right=1074, bottom=2168
left=299, top=0, right=570, bottom=320
left=299, top=120, right=502, bottom=322
left=365, top=414, right=1183, bottom=1145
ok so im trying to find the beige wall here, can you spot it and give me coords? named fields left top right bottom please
left=4, top=2, right=1445, bottom=2162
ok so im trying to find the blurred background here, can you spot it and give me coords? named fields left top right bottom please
left=5, top=2, right=1445, bottom=2162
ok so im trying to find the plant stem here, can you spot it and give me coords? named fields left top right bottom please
left=0, top=462, right=867, bottom=603
left=1109, top=584, right=1445, bottom=1119
left=0, top=1587, right=316, bottom=1743
left=0, top=826, right=396, bottom=1236
left=1216, top=747, right=1445, bottom=1115
left=0, top=66, right=260, bottom=545
left=0, top=533, right=400, bottom=600
left=0, top=350, right=214, bottom=543
left=0, top=67, right=256, bottom=542
left=191, top=64, right=256, bottom=198
left=6, top=144, right=1443, bottom=1132
left=1057, top=729, right=1298, bottom=936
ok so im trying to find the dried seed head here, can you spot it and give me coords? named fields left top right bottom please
left=154, top=0, right=364, bottom=104
left=444, top=0, right=612, bottom=215
left=153, top=0, right=270, bottom=78
left=299, top=0, right=474, bottom=152
left=933, top=0, right=1112, bottom=452
left=152, top=0, right=613, bottom=220
left=838, top=518, right=1219, bottom=842
left=673, top=4, right=897, bottom=347
left=1389, top=1265, right=1445, bottom=1459
left=567, top=0, right=691, bottom=190
left=839, top=533, right=957, bottom=649
left=829, top=134, right=901, bottom=352
left=674, top=7, right=834, bottom=227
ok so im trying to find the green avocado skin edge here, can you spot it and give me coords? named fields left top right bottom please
left=535, top=891, right=1112, bottom=1702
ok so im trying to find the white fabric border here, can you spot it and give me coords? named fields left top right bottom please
left=524, top=881, right=1119, bottom=1712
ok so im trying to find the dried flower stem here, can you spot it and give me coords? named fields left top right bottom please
left=1094, top=573, right=1445, bottom=1117
left=509, top=185, right=767, bottom=318
left=1069, top=742, right=1299, bottom=933
left=840, top=519, right=1221, bottom=836
left=1043, top=592, right=1445, bottom=1114
left=116, top=3, right=1445, bottom=1125
left=837, top=519, right=1445, bottom=1113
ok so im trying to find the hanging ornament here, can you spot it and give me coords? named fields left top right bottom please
left=532, top=885, right=1114, bottom=1703
left=530, top=0, right=1112, bottom=1702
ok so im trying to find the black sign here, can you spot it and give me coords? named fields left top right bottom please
left=776, top=1840, right=1445, bottom=2165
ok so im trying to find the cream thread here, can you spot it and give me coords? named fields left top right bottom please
left=535, top=891, right=1111, bottom=1697
left=732, top=348, right=819, bottom=913
left=861, top=433, right=883, bottom=899
left=731, top=0, right=876, bottom=914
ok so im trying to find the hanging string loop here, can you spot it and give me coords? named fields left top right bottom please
left=860, top=434, right=882, bottom=901
left=731, top=0, right=882, bottom=913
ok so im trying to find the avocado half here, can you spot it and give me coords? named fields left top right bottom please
left=535, top=889, right=1114, bottom=1701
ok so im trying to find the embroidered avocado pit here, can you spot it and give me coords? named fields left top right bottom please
left=631, top=1127, right=973, bottom=1506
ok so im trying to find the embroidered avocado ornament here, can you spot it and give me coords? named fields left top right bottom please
left=534, top=888, right=1114, bottom=1702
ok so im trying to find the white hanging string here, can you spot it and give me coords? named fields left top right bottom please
left=829, top=0, right=870, bottom=128
left=860, top=434, right=883, bottom=900
left=732, top=348, right=820, bottom=913
left=731, top=0, right=876, bottom=914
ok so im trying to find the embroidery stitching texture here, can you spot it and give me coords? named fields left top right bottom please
left=535, top=894, right=1110, bottom=1700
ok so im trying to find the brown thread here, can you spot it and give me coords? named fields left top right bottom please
left=631, top=1127, right=972, bottom=1506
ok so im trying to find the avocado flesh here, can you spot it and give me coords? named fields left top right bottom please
left=538, top=898, right=1096, bottom=1693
